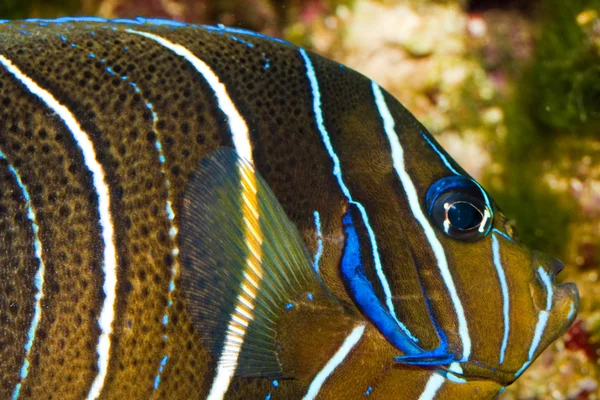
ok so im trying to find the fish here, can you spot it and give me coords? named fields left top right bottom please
left=0, top=16, right=579, bottom=400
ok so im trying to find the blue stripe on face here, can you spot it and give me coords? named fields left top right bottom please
left=421, top=132, right=494, bottom=231
left=299, top=48, right=418, bottom=344
left=492, top=234, right=511, bottom=364
left=492, top=228, right=515, bottom=243
left=421, top=133, right=461, bottom=175
left=341, top=210, right=456, bottom=365
left=340, top=211, right=423, bottom=355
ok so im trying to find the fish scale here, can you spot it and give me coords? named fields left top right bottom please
left=0, top=17, right=578, bottom=400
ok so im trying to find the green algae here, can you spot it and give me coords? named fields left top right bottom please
left=487, top=0, right=599, bottom=259
left=0, top=0, right=81, bottom=19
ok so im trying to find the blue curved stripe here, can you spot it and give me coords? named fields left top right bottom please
left=492, top=228, right=515, bottom=244
left=421, top=132, right=494, bottom=229
left=299, top=48, right=418, bottom=343
left=73, top=38, right=180, bottom=392
left=228, top=35, right=255, bottom=48
left=0, top=151, right=47, bottom=400
left=421, top=133, right=461, bottom=176
left=204, top=24, right=289, bottom=44
left=341, top=212, right=425, bottom=356
left=4, top=17, right=290, bottom=46
left=312, top=211, right=323, bottom=274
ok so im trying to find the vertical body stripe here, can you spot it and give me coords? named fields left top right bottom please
left=80, top=41, right=182, bottom=392
left=418, top=373, right=445, bottom=400
left=515, top=267, right=554, bottom=377
left=0, top=151, right=47, bottom=400
left=302, top=323, right=366, bottom=400
left=0, top=54, right=118, bottom=400
left=299, top=48, right=417, bottom=343
left=125, top=29, right=252, bottom=162
left=492, top=234, right=511, bottom=364
left=372, top=82, right=471, bottom=361
left=312, top=210, right=323, bottom=274
left=123, top=30, right=258, bottom=399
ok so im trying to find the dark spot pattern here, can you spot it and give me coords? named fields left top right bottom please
left=0, top=18, right=508, bottom=400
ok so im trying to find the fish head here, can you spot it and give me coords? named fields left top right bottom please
left=418, top=172, right=579, bottom=385
left=342, top=85, right=579, bottom=387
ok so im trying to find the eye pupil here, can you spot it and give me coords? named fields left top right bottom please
left=426, top=176, right=493, bottom=241
left=447, top=201, right=482, bottom=230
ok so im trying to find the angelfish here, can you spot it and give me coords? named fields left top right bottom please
left=0, top=17, right=578, bottom=400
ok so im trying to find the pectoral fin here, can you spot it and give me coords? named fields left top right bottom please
left=180, top=148, right=357, bottom=379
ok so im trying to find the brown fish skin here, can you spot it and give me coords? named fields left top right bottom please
left=0, top=18, right=577, bottom=400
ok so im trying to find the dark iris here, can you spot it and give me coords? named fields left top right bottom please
left=425, top=175, right=493, bottom=241
left=447, top=201, right=482, bottom=230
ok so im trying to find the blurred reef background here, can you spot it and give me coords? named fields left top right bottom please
left=1, top=0, right=599, bottom=398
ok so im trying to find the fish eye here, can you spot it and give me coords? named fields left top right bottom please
left=447, top=200, right=483, bottom=230
left=426, top=176, right=493, bottom=241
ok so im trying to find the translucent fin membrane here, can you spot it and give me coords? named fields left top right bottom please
left=180, top=148, right=330, bottom=378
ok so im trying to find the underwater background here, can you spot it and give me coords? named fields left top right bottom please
left=0, top=0, right=598, bottom=398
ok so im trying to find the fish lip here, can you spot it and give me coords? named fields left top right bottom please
left=557, top=281, right=580, bottom=305
left=548, top=258, right=565, bottom=278
left=531, top=250, right=565, bottom=279
left=545, top=258, right=579, bottom=307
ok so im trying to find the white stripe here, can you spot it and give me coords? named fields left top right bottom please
left=538, top=267, right=554, bottom=311
left=0, top=152, right=47, bottom=400
left=125, top=29, right=252, bottom=162
left=492, top=234, right=511, bottom=364
left=515, top=267, right=554, bottom=377
left=372, top=81, right=471, bottom=361
left=207, top=161, right=261, bottom=400
left=123, top=30, right=257, bottom=400
left=418, top=373, right=445, bottom=400
left=0, top=54, right=118, bottom=400
left=303, top=324, right=365, bottom=400
left=444, top=362, right=466, bottom=384
left=299, top=48, right=417, bottom=343
left=528, top=310, right=549, bottom=361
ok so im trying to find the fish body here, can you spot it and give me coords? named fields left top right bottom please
left=0, top=18, right=578, bottom=400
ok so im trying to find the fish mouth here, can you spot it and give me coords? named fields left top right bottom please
left=545, top=257, right=579, bottom=310
left=547, top=256, right=565, bottom=277
left=555, top=281, right=580, bottom=311
left=531, top=250, right=579, bottom=319
left=547, top=257, right=579, bottom=305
